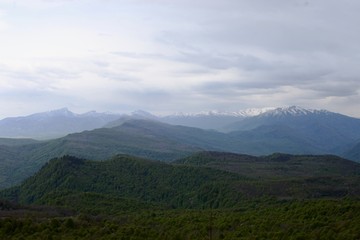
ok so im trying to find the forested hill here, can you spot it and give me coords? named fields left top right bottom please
left=0, top=120, right=205, bottom=189
left=1, top=117, right=360, bottom=190
left=2, top=152, right=360, bottom=215
left=175, top=151, right=360, bottom=178
left=1, top=155, right=241, bottom=211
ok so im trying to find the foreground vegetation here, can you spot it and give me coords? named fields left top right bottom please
left=1, top=199, right=360, bottom=239
left=1, top=152, right=360, bottom=239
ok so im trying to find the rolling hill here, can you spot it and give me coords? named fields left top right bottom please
left=2, top=152, right=360, bottom=212
left=1, top=114, right=360, bottom=189
left=1, top=152, right=360, bottom=239
left=0, top=120, right=208, bottom=189
left=175, top=151, right=360, bottom=179
left=1, top=154, right=241, bottom=211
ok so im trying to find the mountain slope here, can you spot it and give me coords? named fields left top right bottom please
left=0, top=120, right=209, bottom=189
left=0, top=138, right=39, bottom=146
left=227, top=106, right=360, bottom=154
left=228, top=106, right=360, bottom=137
left=344, top=142, right=360, bottom=162
left=104, top=106, right=360, bottom=157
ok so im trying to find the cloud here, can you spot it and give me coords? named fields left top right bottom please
left=0, top=0, right=76, bottom=9
left=96, top=71, right=140, bottom=82
left=0, top=0, right=360, bottom=118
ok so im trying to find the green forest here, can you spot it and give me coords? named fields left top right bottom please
left=1, top=152, right=360, bottom=239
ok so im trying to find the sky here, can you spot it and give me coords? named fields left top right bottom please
left=0, top=0, right=360, bottom=118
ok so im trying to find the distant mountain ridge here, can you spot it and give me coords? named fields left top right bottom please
left=0, top=108, right=121, bottom=139
left=226, top=106, right=339, bottom=131
left=159, top=107, right=275, bottom=130
left=261, top=106, right=330, bottom=117
left=0, top=106, right=281, bottom=139
left=1, top=113, right=360, bottom=189
left=2, top=106, right=357, bottom=139
left=166, top=107, right=275, bottom=117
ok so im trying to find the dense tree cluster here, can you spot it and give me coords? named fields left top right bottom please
left=0, top=153, right=359, bottom=239
left=0, top=199, right=360, bottom=239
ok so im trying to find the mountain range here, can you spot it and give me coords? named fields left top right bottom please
left=0, top=106, right=360, bottom=189
left=0, top=107, right=276, bottom=139
left=2, top=106, right=360, bottom=139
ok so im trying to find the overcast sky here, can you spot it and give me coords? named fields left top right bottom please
left=0, top=0, right=360, bottom=118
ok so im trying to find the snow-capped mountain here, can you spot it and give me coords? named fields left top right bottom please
left=3, top=106, right=360, bottom=155
left=166, top=107, right=275, bottom=118
left=159, top=108, right=275, bottom=130
left=260, top=106, right=331, bottom=117
left=30, top=108, right=77, bottom=118
left=0, top=108, right=121, bottom=139
left=1, top=106, right=360, bottom=162
left=226, top=106, right=347, bottom=131
left=104, top=108, right=276, bottom=130
left=225, top=106, right=360, bottom=155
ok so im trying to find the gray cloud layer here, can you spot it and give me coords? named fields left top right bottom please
left=0, top=0, right=359, bottom=117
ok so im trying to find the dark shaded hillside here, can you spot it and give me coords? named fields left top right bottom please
left=0, top=120, right=205, bottom=189
left=175, top=151, right=360, bottom=179
left=116, top=120, right=234, bottom=150
left=3, top=152, right=360, bottom=214
left=175, top=151, right=360, bottom=199
left=229, top=123, right=353, bottom=155
left=161, top=114, right=244, bottom=130
left=228, top=125, right=326, bottom=155
left=1, top=153, right=360, bottom=239
left=1, top=199, right=360, bottom=239
left=2, top=155, right=242, bottom=211
left=226, top=107, right=360, bottom=154
left=344, top=142, right=360, bottom=162
left=227, top=107, right=360, bottom=138
left=49, top=122, right=202, bottom=161
left=116, top=120, right=333, bottom=156
left=0, top=138, right=39, bottom=146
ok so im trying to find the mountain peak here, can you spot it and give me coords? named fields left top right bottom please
left=81, top=110, right=103, bottom=117
left=45, top=107, right=76, bottom=117
left=30, top=108, right=76, bottom=118
left=261, top=106, right=330, bottom=117
left=131, top=110, right=157, bottom=119
left=167, top=107, right=275, bottom=118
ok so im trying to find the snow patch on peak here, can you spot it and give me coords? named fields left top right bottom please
left=33, top=108, right=76, bottom=118
left=238, top=107, right=276, bottom=117
left=261, top=106, right=331, bottom=117
left=81, top=110, right=102, bottom=117
left=131, top=110, right=158, bottom=119
left=167, top=107, right=276, bottom=118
